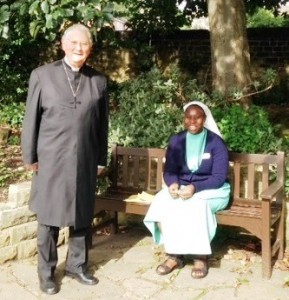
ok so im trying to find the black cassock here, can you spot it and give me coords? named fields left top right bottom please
left=21, top=60, right=108, bottom=229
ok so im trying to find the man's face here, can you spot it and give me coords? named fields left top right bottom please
left=62, top=30, right=92, bottom=68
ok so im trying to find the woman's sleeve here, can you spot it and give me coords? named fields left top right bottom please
left=163, top=136, right=180, bottom=186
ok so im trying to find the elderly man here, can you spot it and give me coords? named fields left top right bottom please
left=21, top=24, right=109, bottom=295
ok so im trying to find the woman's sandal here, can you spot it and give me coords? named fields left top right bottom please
left=156, top=255, right=185, bottom=275
left=191, top=256, right=208, bottom=279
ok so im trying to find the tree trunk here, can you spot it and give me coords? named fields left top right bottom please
left=208, top=0, right=252, bottom=107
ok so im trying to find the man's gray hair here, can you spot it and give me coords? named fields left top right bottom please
left=62, top=24, right=93, bottom=46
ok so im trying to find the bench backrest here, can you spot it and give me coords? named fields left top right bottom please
left=228, top=151, right=285, bottom=206
left=109, top=145, right=285, bottom=203
left=109, top=145, right=166, bottom=193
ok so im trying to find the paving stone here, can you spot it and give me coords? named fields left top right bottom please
left=0, top=227, right=288, bottom=300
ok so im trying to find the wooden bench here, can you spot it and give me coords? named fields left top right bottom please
left=94, top=145, right=285, bottom=279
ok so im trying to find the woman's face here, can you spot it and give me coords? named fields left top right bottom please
left=184, top=105, right=206, bottom=134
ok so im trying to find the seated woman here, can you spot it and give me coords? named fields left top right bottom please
left=144, top=101, right=230, bottom=279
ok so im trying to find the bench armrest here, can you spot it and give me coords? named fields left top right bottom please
left=97, top=167, right=110, bottom=178
left=260, top=180, right=283, bottom=200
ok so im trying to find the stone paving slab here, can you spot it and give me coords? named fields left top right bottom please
left=0, top=226, right=288, bottom=300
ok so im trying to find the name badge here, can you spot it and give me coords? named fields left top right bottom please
left=202, top=153, right=211, bottom=159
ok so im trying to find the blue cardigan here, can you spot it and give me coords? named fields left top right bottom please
left=163, top=129, right=229, bottom=192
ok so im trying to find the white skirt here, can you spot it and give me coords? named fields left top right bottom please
left=143, top=183, right=230, bottom=255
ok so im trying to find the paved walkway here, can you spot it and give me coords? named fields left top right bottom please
left=0, top=225, right=289, bottom=300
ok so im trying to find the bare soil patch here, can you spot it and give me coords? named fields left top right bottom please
left=0, top=144, right=31, bottom=203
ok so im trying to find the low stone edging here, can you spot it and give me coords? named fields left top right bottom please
left=1, top=181, right=289, bottom=264
left=0, top=181, right=68, bottom=264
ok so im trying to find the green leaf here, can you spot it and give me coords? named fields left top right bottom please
left=45, top=14, right=53, bottom=29
left=61, top=0, right=74, bottom=5
left=82, top=8, right=96, bottom=21
left=102, top=3, right=114, bottom=13
left=41, top=1, right=50, bottom=14
left=51, top=10, right=62, bottom=20
left=29, top=20, right=44, bottom=38
left=89, top=0, right=101, bottom=5
left=29, top=1, right=40, bottom=15
left=103, top=12, right=114, bottom=22
left=19, top=3, right=29, bottom=15
left=64, top=8, right=74, bottom=17
left=0, top=24, right=9, bottom=38
left=45, top=31, right=56, bottom=41
left=0, top=5, right=10, bottom=23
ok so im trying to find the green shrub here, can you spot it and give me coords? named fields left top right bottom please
left=109, top=65, right=185, bottom=148
left=247, top=8, right=289, bottom=28
left=213, top=104, right=283, bottom=154
left=109, top=64, right=283, bottom=154
left=0, top=102, right=25, bottom=129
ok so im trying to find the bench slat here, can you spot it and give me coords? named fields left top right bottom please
left=233, top=162, right=241, bottom=199
left=133, top=156, right=140, bottom=187
left=247, top=163, right=255, bottom=199
left=262, top=164, right=269, bottom=191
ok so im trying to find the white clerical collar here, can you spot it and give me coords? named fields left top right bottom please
left=64, top=56, right=80, bottom=72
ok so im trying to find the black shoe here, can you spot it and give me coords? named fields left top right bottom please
left=39, top=276, right=58, bottom=295
left=65, top=270, right=99, bottom=285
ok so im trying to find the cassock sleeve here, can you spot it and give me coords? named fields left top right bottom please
left=21, top=70, right=42, bottom=165
left=97, top=76, right=109, bottom=167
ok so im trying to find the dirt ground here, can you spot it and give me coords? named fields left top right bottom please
left=0, top=144, right=31, bottom=203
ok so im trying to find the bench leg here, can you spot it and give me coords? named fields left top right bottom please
left=262, top=238, right=272, bottom=279
left=276, top=208, right=285, bottom=260
left=110, top=211, right=118, bottom=234
left=262, top=204, right=272, bottom=279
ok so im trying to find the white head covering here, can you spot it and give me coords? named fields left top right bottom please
left=183, top=101, right=222, bottom=137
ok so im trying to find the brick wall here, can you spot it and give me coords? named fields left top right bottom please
left=95, top=28, right=289, bottom=99
left=151, top=28, right=289, bottom=78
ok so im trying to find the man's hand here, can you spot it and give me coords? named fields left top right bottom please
left=25, top=163, right=38, bottom=172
